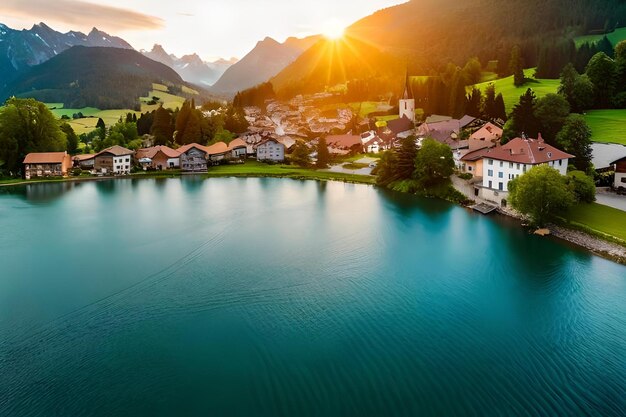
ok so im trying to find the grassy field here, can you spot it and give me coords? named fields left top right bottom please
left=205, top=161, right=376, bottom=184
left=472, top=68, right=560, bottom=112
left=562, top=203, right=626, bottom=243
left=584, top=110, right=626, bottom=145
left=574, top=27, right=626, bottom=47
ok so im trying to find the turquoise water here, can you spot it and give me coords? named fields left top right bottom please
left=0, top=178, right=624, bottom=416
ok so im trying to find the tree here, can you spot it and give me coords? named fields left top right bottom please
left=96, top=118, right=106, bottom=130
left=556, top=114, right=593, bottom=172
left=175, top=101, right=192, bottom=143
left=462, top=57, right=482, bottom=85
left=61, top=123, right=79, bottom=155
left=465, top=88, right=483, bottom=118
left=558, top=63, right=579, bottom=104
left=508, top=165, right=575, bottom=226
left=482, top=84, right=497, bottom=121
left=509, top=45, right=525, bottom=87
left=151, top=105, right=173, bottom=146
left=396, top=135, right=418, bottom=180
left=566, top=171, right=596, bottom=203
left=290, top=141, right=311, bottom=167
left=586, top=52, right=616, bottom=108
left=494, top=93, right=507, bottom=121
left=413, top=138, right=454, bottom=187
left=0, top=98, right=67, bottom=174
left=510, top=89, right=539, bottom=137
left=571, top=74, right=595, bottom=111
left=534, top=93, right=570, bottom=144
left=316, top=137, right=330, bottom=168
left=615, top=40, right=626, bottom=93
left=376, top=151, right=399, bottom=187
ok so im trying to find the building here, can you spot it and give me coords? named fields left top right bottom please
left=94, top=146, right=133, bottom=175
left=326, top=135, right=363, bottom=153
left=457, top=122, right=503, bottom=174
left=612, top=156, right=626, bottom=191
left=178, top=143, right=210, bottom=172
left=23, top=152, right=72, bottom=179
left=468, top=122, right=502, bottom=151
left=399, top=77, right=415, bottom=123
left=228, top=138, right=248, bottom=159
left=134, top=146, right=181, bottom=170
left=256, top=139, right=285, bottom=162
left=73, top=154, right=96, bottom=170
left=478, top=135, right=574, bottom=206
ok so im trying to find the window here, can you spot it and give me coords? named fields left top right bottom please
left=498, top=172, right=503, bottom=178
left=523, top=165, right=527, bottom=172
left=516, top=164, right=520, bottom=170
left=622, top=177, right=626, bottom=184
left=488, top=180, right=493, bottom=188
left=559, top=160, right=563, bottom=166
left=499, top=161, right=503, bottom=168
left=488, top=169, right=493, bottom=177
left=499, top=182, right=504, bottom=191
left=509, top=162, right=513, bottom=168
left=126, top=158, right=130, bottom=162
left=468, top=166, right=473, bottom=172
left=488, top=159, right=493, bottom=166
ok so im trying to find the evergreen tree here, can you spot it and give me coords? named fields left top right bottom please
left=509, top=45, right=525, bottom=87
left=534, top=93, right=570, bottom=144
left=558, top=63, right=579, bottom=105
left=180, top=110, right=202, bottom=145
left=375, top=151, right=399, bottom=187
left=396, top=135, right=418, bottom=180
left=290, top=141, right=311, bottom=167
left=175, top=101, right=192, bottom=144
left=61, top=123, right=79, bottom=155
left=614, top=40, right=626, bottom=93
left=465, top=88, right=483, bottom=118
left=586, top=52, right=616, bottom=108
left=316, top=137, right=330, bottom=169
left=96, top=118, right=106, bottom=130
left=151, top=105, right=173, bottom=146
left=510, top=89, right=539, bottom=137
left=482, top=84, right=497, bottom=121
left=556, top=114, right=593, bottom=172
left=494, top=94, right=507, bottom=121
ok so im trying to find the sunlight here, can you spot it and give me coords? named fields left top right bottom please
left=321, top=20, right=346, bottom=40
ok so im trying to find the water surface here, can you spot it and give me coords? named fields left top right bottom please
left=0, top=178, right=624, bottom=416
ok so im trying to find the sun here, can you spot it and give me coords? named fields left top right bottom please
left=321, top=20, right=345, bottom=40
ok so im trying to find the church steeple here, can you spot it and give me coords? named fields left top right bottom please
left=403, top=74, right=413, bottom=100
left=399, top=74, right=416, bottom=123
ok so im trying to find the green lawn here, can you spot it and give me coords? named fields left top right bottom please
left=205, top=161, right=375, bottom=184
left=562, top=203, right=626, bottom=244
left=584, top=110, right=626, bottom=145
left=574, top=27, right=626, bottom=47
left=471, top=68, right=560, bottom=112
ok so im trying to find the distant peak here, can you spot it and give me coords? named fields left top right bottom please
left=151, top=44, right=168, bottom=53
left=258, top=37, right=279, bottom=47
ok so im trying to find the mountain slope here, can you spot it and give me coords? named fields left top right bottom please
left=0, top=22, right=132, bottom=86
left=2, top=46, right=186, bottom=109
left=270, top=36, right=404, bottom=95
left=210, top=35, right=321, bottom=94
left=142, top=44, right=237, bottom=86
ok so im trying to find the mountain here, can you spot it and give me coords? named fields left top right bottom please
left=0, top=22, right=132, bottom=87
left=1, top=46, right=186, bottom=110
left=142, top=44, right=237, bottom=87
left=270, top=36, right=404, bottom=96
left=345, top=0, right=626, bottom=73
left=210, top=35, right=321, bottom=94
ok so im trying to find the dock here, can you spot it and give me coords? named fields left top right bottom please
left=471, top=203, right=498, bottom=215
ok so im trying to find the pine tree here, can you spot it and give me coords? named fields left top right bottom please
left=482, top=84, right=497, bottom=121
left=180, top=110, right=202, bottom=145
left=96, top=118, right=106, bottom=130
left=494, top=94, right=507, bottom=121
left=396, top=135, right=418, bottom=180
left=316, top=137, right=330, bottom=169
left=509, top=45, right=525, bottom=87
left=465, top=88, right=483, bottom=118
left=510, top=89, right=539, bottom=138
left=175, top=101, right=192, bottom=145
left=151, top=105, right=173, bottom=146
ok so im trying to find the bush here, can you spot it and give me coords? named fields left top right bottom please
left=457, top=173, right=473, bottom=180
left=567, top=171, right=596, bottom=203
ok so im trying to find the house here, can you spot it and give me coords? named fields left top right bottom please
left=468, top=122, right=502, bottom=151
left=228, top=138, right=248, bottom=159
left=94, top=146, right=133, bottom=175
left=205, top=142, right=229, bottom=163
left=256, top=139, right=285, bottom=162
left=134, top=146, right=181, bottom=170
left=178, top=143, right=210, bottom=172
left=326, top=134, right=363, bottom=153
left=478, top=135, right=574, bottom=206
left=73, top=154, right=96, bottom=170
left=386, top=115, right=414, bottom=139
left=612, top=156, right=626, bottom=191
left=23, top=152, right=72, bottom=179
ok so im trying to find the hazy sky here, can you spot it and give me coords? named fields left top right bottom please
left=1, top=0, right=405, bottom=61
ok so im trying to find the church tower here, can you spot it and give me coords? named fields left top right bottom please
left=399, top=76, right=415, bottom=122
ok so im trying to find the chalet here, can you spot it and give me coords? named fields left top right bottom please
left=23, top=152, right=72, bottom=179
left=94, top=146, right=133, bottom=175
left=386, top=115, right=414, bottom=139
left=178, top=143, right=210, bottom=172
left=612, top=156, right=626, bottom=191
left=326, top=135, right=363, bottom=154
left=256, top=139, right=285, bottom=162
left=205, top=142, right=229, bottom=163
left=228, top=138, right=248, bottom=159
left=457, top=123, right=503, bottom=174
left=134, top=146, right=181, bottom=170
left=468, top=122, right=502, bottom=151
left=478, top=135, right=574, bottom=206
left=73, top=154, right=96, bottom=170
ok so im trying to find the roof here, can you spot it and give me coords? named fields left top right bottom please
left=610, top=155, right=626, bottom=165
left=97, top=145, right=133, bottom=157
left=592, top=143, right=626, bottom=169
left=402, top=75, right=414, bottom=100
left=482, top=136, right=574, bottom=164
left=425, top=115, right=452, bottom=124
left=461, top=147, right=492, bottom=162
left=256, top=138, right=285, bottom=148
left=228, top=138, right=247, bottom=150
left=326, top=134, right=362, bottom=149
left=135, top=146, right=180, bottom=160
left=73, top=154, right=95, bottom=161
left=470, top=122, right=503, bottom=141
left=387, top=115, right=414, bottom=135
left=206, top=142, right=229, bottom=155
left=23, top=152, right=68, bottom=164
left=459, top=115, right=476, bottom=129
left=177, top=143, right=210, bottom=155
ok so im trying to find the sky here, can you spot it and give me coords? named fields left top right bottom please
left=0, top=0, right=405, bottom=61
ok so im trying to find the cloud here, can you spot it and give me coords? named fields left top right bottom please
left=0, top=0, right=164, bottom=31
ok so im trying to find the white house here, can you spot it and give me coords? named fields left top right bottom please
left=94, top=146, right=134, bottom=175
left=256, top=139, right=285, bottom=162
left=479, top=136, right=574, bottom=206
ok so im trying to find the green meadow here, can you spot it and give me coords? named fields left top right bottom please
left=584, top=110, right=626, bottom=145
left=574, top=27, right=626, bottom=47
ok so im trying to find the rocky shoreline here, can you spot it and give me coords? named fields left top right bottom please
left=548, top=225, right=626, bottom=265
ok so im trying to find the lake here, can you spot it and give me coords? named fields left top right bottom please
left=0, top=178, right=624, bottom=416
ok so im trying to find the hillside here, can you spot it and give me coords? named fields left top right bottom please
left=1, top=46, right=187, bottom=110
left=210, top=35, right=321, bottom=94
left=0, top=22, right=132, bottom=86
left=345, top=0, right=626, bottom=73
left=270, top=36, right=405, bottom=96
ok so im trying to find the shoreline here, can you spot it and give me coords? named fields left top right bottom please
left=3, top=171, right=625, bottom=265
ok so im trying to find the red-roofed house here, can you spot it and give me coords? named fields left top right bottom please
left=478, top=136, right=574, bottom=205
left=179, top=143, right=210, bottom=172
left=135, top=146, right=181, bottom=170
left=23, top=152, right=72, bottom=179
left=326, top=135, right=363, bottom=153
left=94, top=146, right=133, bottom=175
